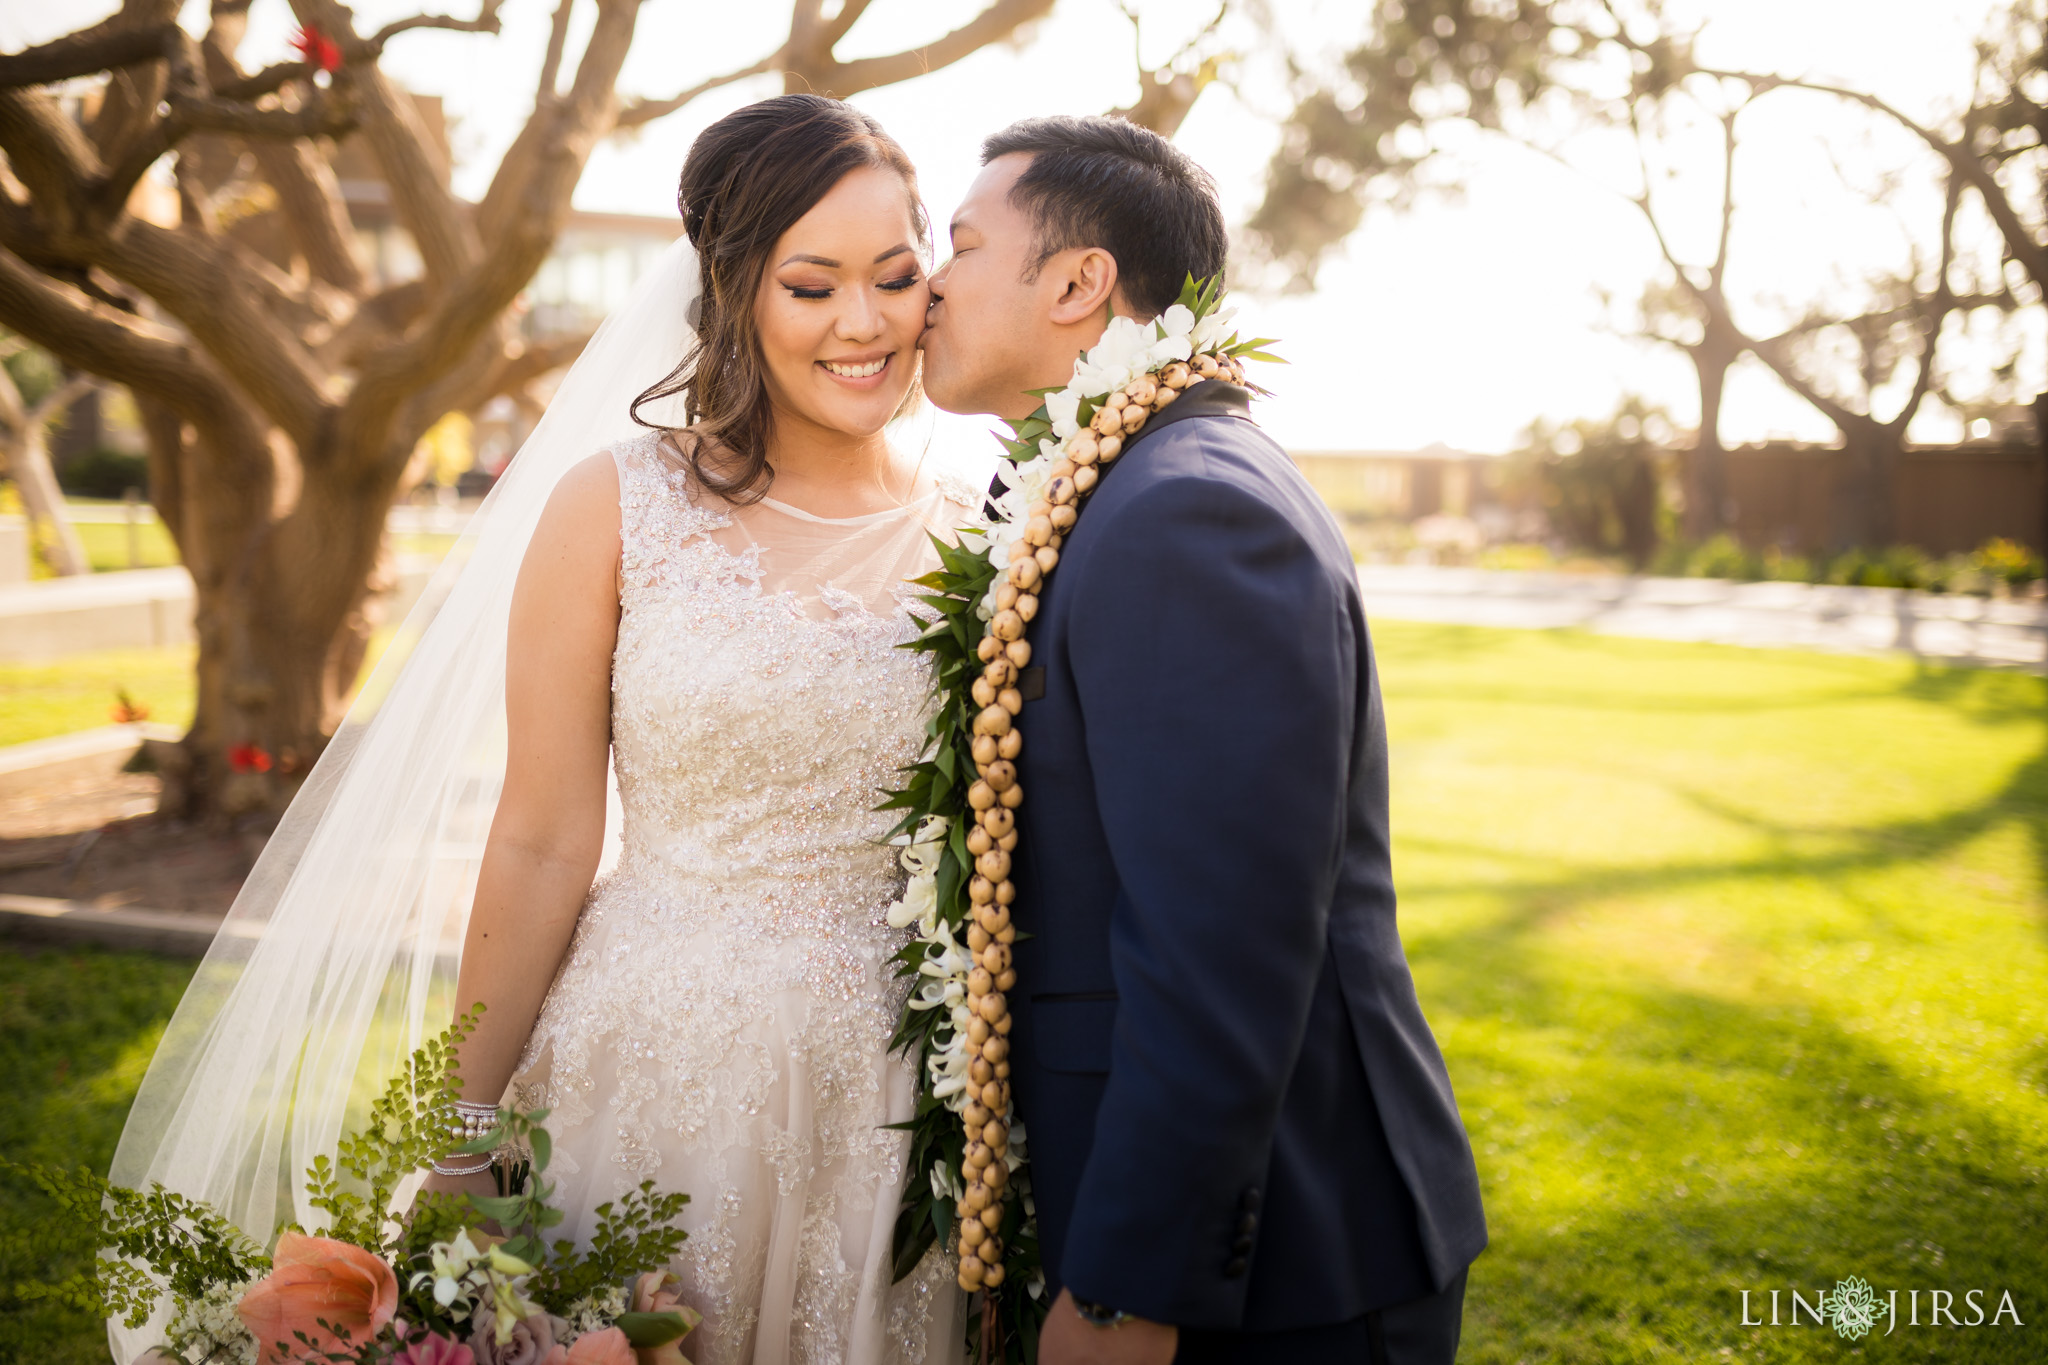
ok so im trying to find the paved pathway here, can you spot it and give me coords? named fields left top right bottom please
left=1356, top=565, right=2048, bottom=671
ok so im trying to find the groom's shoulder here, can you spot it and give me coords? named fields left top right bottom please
left=1100, top=392, right=1339, bottom=552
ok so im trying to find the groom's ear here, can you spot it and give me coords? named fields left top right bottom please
left=1045, top=245, right=1120, bottom=327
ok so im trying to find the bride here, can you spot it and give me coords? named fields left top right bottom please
left=110, top=95, right=974, bottom=1363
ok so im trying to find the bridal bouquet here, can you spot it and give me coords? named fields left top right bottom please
left=881, top=276, right=1276, bottom=1361
left=10, top=1010, right=699, bottom=1365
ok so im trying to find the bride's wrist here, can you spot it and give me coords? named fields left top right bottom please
left=430, top=1099, right=502, bottom=1175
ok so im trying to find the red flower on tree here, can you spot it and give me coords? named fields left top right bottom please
left=227, top=743, right=274, bottom=774
left=291, top=25, right=342, bottom=74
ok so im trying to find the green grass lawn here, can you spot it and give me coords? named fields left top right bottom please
left=0, top=647, right=196, bottom=748
left=0, top=947, right=196, bottom=1365
left=1, top=625, right=2042, bottom=1362
left=71, top=520, right=181, bottom=573
left=1375, top=625, right=2048, bottom=1362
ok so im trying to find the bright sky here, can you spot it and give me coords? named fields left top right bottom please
left=8, top=0, right=2023, bottom=453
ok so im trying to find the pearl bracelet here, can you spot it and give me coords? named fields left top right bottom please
left=450, top=1099, right=499, bottom=1145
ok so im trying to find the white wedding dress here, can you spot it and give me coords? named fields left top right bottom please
left=507, top=432, right=975, bottom=1364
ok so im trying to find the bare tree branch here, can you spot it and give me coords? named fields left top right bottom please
left=342, top=62, right=480, bottom=282
left=616, top=56, right=779, bottom=129
left=0, top=89, right=106, bottom=220
left=0, top=20, right=173, bottom=89
left=537, top=0, right=575, bottom=101
left=0, top=242, right=212, bottom=408
left=362, top=1, right=506, bottom=51
left=790, top=0, right=1056, bottom=99
left=1689, top=64, right=2048, bottom=300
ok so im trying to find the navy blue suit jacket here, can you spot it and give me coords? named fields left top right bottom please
left=1005, top=381, right=1487, bottom=1330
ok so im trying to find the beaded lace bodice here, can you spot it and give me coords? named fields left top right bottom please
left=515, top=431, right=978, bottom=1364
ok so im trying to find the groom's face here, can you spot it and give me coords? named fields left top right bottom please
left=920, top=155, right=1063, bottom=421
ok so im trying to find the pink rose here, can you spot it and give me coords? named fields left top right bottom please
left=393, top=1332, right=477, bottom=1365
left=627, top=1273, right=702, bottom=1365
left=236, top=1232, right=399, bottom=1363
left=539, top=1327, right=636, bottom=1365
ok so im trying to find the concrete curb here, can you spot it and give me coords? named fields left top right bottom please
left=0, top=722, right=183, bottom=799
left=1357, top=565, right=2048, bottom=670
left=0, top=893, right=232, bottom=957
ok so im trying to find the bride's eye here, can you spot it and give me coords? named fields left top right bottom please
left=878, top=274, right=922, bottom=293
left=784, top=284, right=833, bottom=300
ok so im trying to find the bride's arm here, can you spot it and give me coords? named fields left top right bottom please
left=423, top=452, right=623, bottom=1195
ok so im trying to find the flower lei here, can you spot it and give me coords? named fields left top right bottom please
left=880, top=276, right=1278, bottom=1358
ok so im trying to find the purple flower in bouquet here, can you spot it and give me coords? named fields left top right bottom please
left=469, top=1310, right=567, bottom=1365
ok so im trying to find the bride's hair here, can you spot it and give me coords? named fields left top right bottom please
left=631, top=93, right=927, bottom=503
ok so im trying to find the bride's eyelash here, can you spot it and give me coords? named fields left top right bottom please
left=783, top=274, right=922, bottom=301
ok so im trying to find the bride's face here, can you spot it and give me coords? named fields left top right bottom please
left=754, top=165, right=929, bottom=439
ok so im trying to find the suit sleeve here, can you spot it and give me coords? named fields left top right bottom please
left=1055, top=451, right=1356, bottom=1327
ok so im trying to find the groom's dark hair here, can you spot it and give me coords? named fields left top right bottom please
left=982, top=115, right=1227, bottom=319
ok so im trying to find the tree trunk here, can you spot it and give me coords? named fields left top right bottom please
left=1829, top=419, right=1903, bottom=551
left=5, top=422, right=90, bottom=575
left=1684, top=341, right=1735, bottom=542
left=141, top=396, right=402, bottom=821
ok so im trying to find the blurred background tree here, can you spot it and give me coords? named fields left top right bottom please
left=0, top=0, right=1223, bottom=819
left=1502, top=396, right=1672, bottom=569
left=1242, top=0, right=2037, bottom=552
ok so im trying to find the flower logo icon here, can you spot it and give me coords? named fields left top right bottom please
left=1824, top=1276, right=1881, bottom=1340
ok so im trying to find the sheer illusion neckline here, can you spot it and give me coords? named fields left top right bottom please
left=653, top=431, right=944, bottom=526
left=756, top=483, right=943, bottom=526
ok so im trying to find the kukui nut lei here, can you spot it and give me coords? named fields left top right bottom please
left=951, top=348, right=1250, bottom=1293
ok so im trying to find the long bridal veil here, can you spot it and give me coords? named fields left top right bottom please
left=106, top=238, right=705, bottom=1363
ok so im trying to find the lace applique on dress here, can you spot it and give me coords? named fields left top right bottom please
left=512, top=430, right=965, bottom=1364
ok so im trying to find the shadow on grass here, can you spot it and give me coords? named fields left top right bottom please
left=1397, top=721, right=2048, bottom=949
left=1373, top=628, right=2048, bottom=1359
left=1422, top=896, right=2046, bottom=1362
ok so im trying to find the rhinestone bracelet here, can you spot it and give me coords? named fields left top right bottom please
left=430, top=1152, right=495, bottom=1178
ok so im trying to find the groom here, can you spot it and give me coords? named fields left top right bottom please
left=919, top=117, right=1487, bottom=1364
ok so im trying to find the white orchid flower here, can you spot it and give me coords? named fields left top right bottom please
left=885, top=875, right=935, bottom=930
left=1044, top=388, right=1081, bottom=439
left=1157, top=303, right=1195, bottom=340
left=930, top=1161, right=964, bottom=1204
left=1191, top=305, right=1237, bottom=355
left=1149, top=331, right=1193, bottom=368
left=899, top=814, right=949, bottom=876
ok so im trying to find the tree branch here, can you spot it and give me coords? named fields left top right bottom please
left=0, top=243, right=210, bottom=408
left=0, top=90, right=104, bottom=225
left=1696, top=65, right=2048, bottom=297
left=616, top=55, right=779, bottom=129
left=0, top=19, right=173, bottom=89
left=362, top=1, right=506, bottom=52
left=536, top=0, right=575, bottom=101
left=788, top=0, right=1056, bottom=100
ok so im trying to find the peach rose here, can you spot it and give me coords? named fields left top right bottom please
left=539, top=1327, right=636, bottom=1365
left=628, top=1272, right=702, bottom=1365
left=236, top=1232, right=398, bottom=1363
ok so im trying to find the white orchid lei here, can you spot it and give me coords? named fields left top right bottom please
left=879, top=276, right=1276, bottom=1361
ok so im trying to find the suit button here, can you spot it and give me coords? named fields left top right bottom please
left=1239, top=1187, right=1261, bottom=1212
left=1236, top=1211, right=1258, bottom=1236
left=1231, top=1234, right=1255, bottom=1255
left=1223, top=1256, right=1249, bottom=1278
